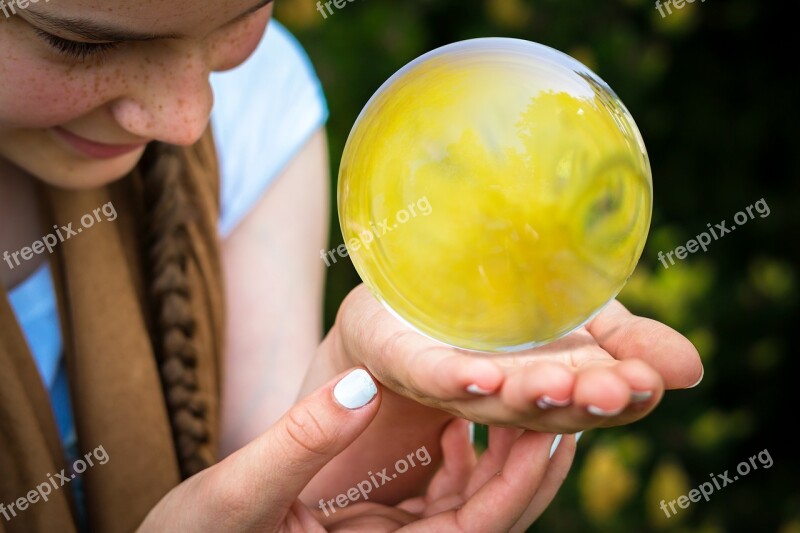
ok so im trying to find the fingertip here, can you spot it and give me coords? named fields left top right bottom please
left=589, top=304, right=705, bottom=391
left=685, top=364, right=704, bottom=389
left=502, top=362, right=574, bottom=412
left=574, top=368, right=630, bottom=416
left=333, top=367, right=380, bottom=410
left=612, top=359, right=664, bottom=401
left=459, top=358, right=505, bottom=396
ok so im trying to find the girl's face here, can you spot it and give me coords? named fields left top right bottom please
left=0, top=0, right=272, bottom=189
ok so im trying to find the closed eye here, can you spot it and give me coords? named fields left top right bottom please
left=34, top=29, right=119, bottom=61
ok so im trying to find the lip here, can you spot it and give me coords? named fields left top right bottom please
left=53, top=127, right=147, bottom=160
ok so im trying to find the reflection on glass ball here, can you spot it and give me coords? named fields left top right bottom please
left=338, top=38, right=652, bottom=352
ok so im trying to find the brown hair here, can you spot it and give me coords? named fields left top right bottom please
left=137, top=135, right=219, bottom=479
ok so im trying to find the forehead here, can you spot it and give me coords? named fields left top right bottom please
left=32, top=0, right=265, bottom=35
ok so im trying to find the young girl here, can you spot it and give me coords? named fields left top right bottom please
left=0, top=1, right=703, bottom=531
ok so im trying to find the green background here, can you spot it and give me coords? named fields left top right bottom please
left=275, top=0, right=798, bottom=530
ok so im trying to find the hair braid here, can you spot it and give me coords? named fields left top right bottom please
left=140, top=141, right=213, bottom=479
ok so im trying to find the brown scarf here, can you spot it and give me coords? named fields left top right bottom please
left=0, top=130, right=224, bottom=533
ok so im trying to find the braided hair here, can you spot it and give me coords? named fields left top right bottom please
left=139, top=141, right=214, bottom=479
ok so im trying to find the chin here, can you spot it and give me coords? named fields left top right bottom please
left=0, top=134, right=147, bottom=191
left=38, top=148, right=148, bottom=191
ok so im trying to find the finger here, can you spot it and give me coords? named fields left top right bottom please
left=325, top=501, right=418, bottom=531
left=514, top=365, right=632, bottom=433
left=509, top=433, right=577, bottom=533
left=420, top=418, right=477, bottom=503
left=219, top=368, right=381, bottom=520
left=572, top=364, right=631, bottom=417
left=500, top=361, right=575, bottom=413
left=586, top=300, right=703, bottom=389
left=497, top=359, right=664, bottom=433
left=456, top=432, right=558, bottom=532
left=422, top=425, right=524, bottom=517
left=595, top=359, right=664, bottom=427
left=287, top=500, right=327, bottom=533
left=609, top=357, right=664, bottom=399
left=464, top=426, right=525, bottom=496
left=340, top=285, right=506, bottom=400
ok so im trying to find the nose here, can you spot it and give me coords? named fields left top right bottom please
left=110, top=46, right=214, bottom=147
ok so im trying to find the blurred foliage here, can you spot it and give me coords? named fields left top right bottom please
left=275, top=0, right=798, bottom=530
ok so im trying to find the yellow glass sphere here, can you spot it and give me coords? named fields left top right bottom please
left=338, top=38, right=652, bottom=352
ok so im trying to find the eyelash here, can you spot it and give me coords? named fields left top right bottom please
left=32, top=5, right=267, bottom=62
left=34, top=29, right=119, bottom=61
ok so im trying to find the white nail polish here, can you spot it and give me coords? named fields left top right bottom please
left=687, top=367, right=704, bottom=389
left=334, top=369, right=378, bottom=409
left=466, top=383, right=492, bottom=395
left=549, top=434, right=563, bottom=458
left=631, top=390, right=653, bottom=402
left=587, top=405, right=624, bottom=417
left=536, top=395, right=571, bottom=410
left=550, top=432, right=585, bottom=458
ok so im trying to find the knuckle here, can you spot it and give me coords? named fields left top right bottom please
left=282, top=404, right=336, bottom=458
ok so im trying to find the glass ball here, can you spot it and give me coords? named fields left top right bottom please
left=338, top=38, right=652, bottom=352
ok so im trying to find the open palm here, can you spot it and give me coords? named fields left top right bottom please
left=336, top=284, right=703, bottom=434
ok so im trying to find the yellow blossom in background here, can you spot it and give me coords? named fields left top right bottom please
left=686, top=326, right=716, bottom=362
left=779, top=520, right=800, bottom=533
left=618, top=257, right=713, bottom=330
left=652, top=0, right=703, bottom=35
left=486, top=0, right=533, bottom=30
left=688, top=409, right=753, bottom=452
left=646, top=459, right=691, bottom=528
left=748, top=257, right=796, bottom=304
left=579, top=444, right=637, bottom=522
left=274, top=0, right=322, bottom=29
left=568, top=46, right=598, bottom=73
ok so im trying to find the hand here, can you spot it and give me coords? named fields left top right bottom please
left=334, top=284, right=703, bottom=433
left=321, top=419, right=577, bottom=533
left=138, top=366, right=574, bottom=533
left=137, top=368, right=383, bottom=533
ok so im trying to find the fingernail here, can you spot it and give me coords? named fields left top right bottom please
left=631, top=390, right=653, bottom=402
left=536, top=395, right=572, bottom=410
left=549, top=434, right=563, bottom=458
left=587, top=405, right=624, bottom=417
left=334, top=369, right=378, bottom=409
left=466, top=383, right=493, bottom=395
left=468, top=422, right=475, bottom=445
left=686, top=366, right=704, bottom=389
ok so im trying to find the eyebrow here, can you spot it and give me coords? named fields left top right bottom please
left=24, top=0, right=274, bottom=42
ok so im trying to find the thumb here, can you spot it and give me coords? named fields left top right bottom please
left=247, top=367, right=380, bottom=512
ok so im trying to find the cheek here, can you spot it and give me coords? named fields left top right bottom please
left=211, top=11, right=271, bottom=72
left=0, top=55, right=121, bottom=130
